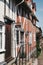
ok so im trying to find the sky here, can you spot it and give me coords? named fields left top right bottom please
left=33, top=0, right=43, bottom=32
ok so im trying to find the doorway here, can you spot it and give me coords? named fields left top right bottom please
left=5, top=16, right=14, bottom=62
left=5, top=24, right=11, bottom=62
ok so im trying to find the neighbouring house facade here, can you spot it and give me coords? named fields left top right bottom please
left=41, top=36, right=43, bottom=49
left=0, top=0, right=39, bottom=64
left=36, top=27, right=42, bottom=48
left=36, top=26, right=42, bottom=57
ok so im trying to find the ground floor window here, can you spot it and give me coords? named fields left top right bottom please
left=0, top=25, right=2, bottom=49
left=16, top=30, right=19, bottom=44
left=29, top=32, right=32, bottom=45
left=20, top=31, right=24, bottom=44
left=15, top=29, right=24, bottom=45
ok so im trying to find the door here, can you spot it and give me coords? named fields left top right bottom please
left=5, top=24, right=11, bottom=62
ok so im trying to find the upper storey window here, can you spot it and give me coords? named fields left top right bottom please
left=32, top=3, right=36, bottom=11
left=25, top=12, right=29, bottom=19
left=17, top=6, right=20, bottom=16
left=17, top=6, right=26, bottom=17
left=32, top=19, right=36, bottom=25
left=25, top=0, right=33, bottom=9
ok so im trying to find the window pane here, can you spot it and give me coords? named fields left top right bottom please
left=0, top=33, right=2, bottom=49
left=0, top=26, right=2, bottom=31
left=14, top=30, right=17, bottom=40
left=16, top=30, right=19, bottom=44
left=20, top=32, right=24, bottom=43
left=29, top=32, right=32, bottom=45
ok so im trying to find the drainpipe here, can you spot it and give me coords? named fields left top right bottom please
left=16, top=0, right=24, bottom=6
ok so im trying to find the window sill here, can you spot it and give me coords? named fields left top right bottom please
left=0, top=49, right=6, bottom=54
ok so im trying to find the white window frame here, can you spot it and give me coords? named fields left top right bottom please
left=0, top=25, right=5, bottom=52
left=34, top=32, right=36, bottom=41
left=29, top=32, right=32, bottom=45
left=20, top=31, right=24, bottom=44
left=16, top=30, right=25, bottom=46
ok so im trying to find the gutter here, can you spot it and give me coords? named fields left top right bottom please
left=16, top=0, right=24, bottom=6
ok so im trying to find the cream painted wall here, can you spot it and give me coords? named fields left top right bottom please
left=0, top=53, right=5, bottom=62
left=0, top=0, right=17, bottom=21
left=11, top=23, right=17, bottom=58
left=6, top=0, right=17, bottom=21
left=0, top=0, right=4, bottom=22
left=6, top=0, right=9, bottom=16
left=0, top=0, right=17, bottom=62
left=0, top=0, right=5, bottom=62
